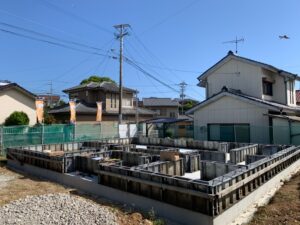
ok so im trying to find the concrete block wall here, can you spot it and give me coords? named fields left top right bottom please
left=187, top=154, right=201, bottom=172
left=246, top=155, right=266, bottom=164
left=230, top=144, right=258, bottom=164
left=200, top=161, right=241, bottom=181
left=137, top=159, right=184, bottom=176
left=209, top=146, right=300, bottom=215
left=199, top=150, right=226, bottom=163
left=135, top=137, right=255, bottom=151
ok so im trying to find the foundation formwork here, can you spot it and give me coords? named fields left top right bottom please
left=5, top=137, right=300, bottom=225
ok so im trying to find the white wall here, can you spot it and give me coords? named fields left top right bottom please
left=207, top=59, right=263, bottom=99
left=206, top=58, right=296, bottom=105
left=0, top=89, right=36, bottom=125
left=193, top=95, right=270, bottom=143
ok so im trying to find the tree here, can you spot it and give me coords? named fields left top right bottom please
left=44, top=111, right=56, bottom=124
left=80, top=75, right=116, bottom=85
left=4, top=111, right=30, bottom=126
left=180, top=99, right=199, bottom=114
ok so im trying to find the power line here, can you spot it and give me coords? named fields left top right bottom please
left=0, top=27, right=117, bottom=59
left=0, top=8, right=90, bottom=44
left=140, top=0, right=200, bottom=35
left=124, top=57, right=179, bottom=93
left=130, top=28, right=204, bottom=98
left=0, top=21, right=110, bottom=54
left=40, top=0, right=112, bottom=35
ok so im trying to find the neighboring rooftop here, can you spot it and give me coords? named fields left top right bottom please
left=0, top=82, right=36, bottom=99
left=63, top=81, right=136, bottom=94
left=143, top=97, right=179, bottom=107
left=49, top=101, right=157, bottom=116
left=198, top=51, right=300, bottom=86
left=186, top=87, right=300, bottom=114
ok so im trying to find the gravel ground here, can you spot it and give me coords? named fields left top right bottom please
left=0, top=193, right=118, bottom=225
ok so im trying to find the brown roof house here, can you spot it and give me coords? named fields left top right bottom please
left=0, top=81, right=36, bottom=125
left=49, top=81, right=156, bottom=123
left=142, top=97, right=179, bottom=118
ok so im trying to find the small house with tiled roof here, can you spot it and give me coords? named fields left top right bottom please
left=0, top=81, right=36, bottom=125
left=142, top=97, right=179, bottom=118
left=49, top=81, right=156, bottom=123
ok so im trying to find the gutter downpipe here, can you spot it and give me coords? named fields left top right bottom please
left=284, top=78, right=288, bottom=105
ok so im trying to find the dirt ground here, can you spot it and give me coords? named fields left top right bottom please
left=0, top=164, right=156, bottom=225
left=2, top=159, right=298, bottom=225
left=247, top=172, right=300, bottom=225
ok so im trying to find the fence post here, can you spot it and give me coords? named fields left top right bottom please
left=41, top=124, right=44, bottom=145
left=73, top=124, right=76, bottom=142
left=0, top=126, right=3, bottom=154
left=99, top=123, right=101, bottom=140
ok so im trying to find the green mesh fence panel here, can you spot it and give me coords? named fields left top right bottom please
left=2, top=125, right=42, bottom=147
left=43, top=124, right=75, bottom=144
left=100, top=122, right=119, bottom=139
left=74, top=124, right=101, bottom=141
left=0, top=123, right=119, bottom=149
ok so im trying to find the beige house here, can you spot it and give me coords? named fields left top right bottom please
left=187, top=51, right=300, bottom=144
left=0, top=82, right=36, bottom=125
left=142, top=98, right=179, bottom=118
left=50, top=81, right=156, bottom=123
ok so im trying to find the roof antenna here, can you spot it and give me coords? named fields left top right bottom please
left=223, top=36, right=245, bottom=54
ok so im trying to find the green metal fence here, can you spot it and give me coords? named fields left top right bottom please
left=145, top=123, right=300, bottom=145
left=0, top=123, right=119, bottom=150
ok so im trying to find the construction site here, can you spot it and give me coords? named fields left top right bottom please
left=3, top=136, right=300, bottom=225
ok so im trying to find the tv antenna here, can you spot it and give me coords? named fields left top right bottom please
left=223, top=37, right=244, bottom=54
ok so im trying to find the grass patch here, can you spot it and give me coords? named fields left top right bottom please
left=147, top=208, right=166, bottom=225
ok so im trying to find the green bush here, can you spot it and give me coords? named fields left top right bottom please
left=4, top=111, right=30, bottom=126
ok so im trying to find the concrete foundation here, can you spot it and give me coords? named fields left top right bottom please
left=7, top=160, right=213, bottom=225
left=5, top=138, right=300, bottom=225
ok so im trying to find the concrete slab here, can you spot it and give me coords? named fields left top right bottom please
left=182, top=171, right=201, bottom=180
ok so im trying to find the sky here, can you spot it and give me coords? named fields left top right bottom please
left=0, top=0, right=300, bottom=101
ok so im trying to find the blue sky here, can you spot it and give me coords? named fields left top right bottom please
left=0, top=0, right=300, bottom=101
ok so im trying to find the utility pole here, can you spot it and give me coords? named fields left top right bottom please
left=179, top=81, right=187, bottom=115
left=114, top=24, right=130, bottom=124
left=135, top=90, right=139, bottom=125
left=48, top=80, right=53, bottom=108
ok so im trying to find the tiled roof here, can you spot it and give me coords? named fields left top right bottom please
left=0, top=82, right=36, bottom=99
left=142, top=117, right=189, bottom=124
left=186, top=88, right=300, bottom=114
left=143, top=98, right=179, bottom=107
left=198, top=51, right=299, bottom=83
left=63, top=81, right=136, bottom=93
left=49, top=101, right=157, bottom=116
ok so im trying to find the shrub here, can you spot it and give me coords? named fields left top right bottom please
left=4, top=111, right=30, bottom=126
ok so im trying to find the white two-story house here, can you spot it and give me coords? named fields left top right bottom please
left=187, top=51, right=300, bottom=144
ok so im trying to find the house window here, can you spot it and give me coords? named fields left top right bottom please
left=122, top=98, right=132, bottom=107
left=170, top=112, right=176, bottom=118
left=262, top=80, right=273, bottom=96
left=110, top=93, right=117, bottom=108
left=208, top=124, right=250, bottom=143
